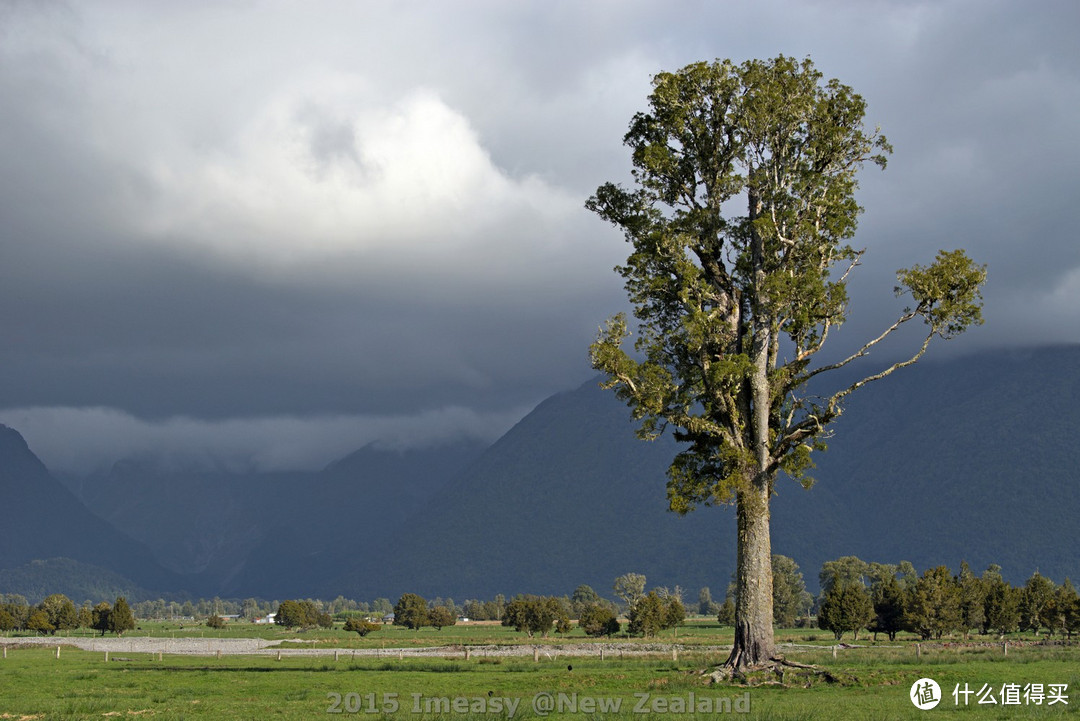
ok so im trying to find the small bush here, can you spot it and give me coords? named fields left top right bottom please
left=343, top=617, right=380, bottom=636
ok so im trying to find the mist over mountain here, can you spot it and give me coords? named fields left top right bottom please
left=0, top=424, right=177, bottom=599
left=1, top=345, right=1078, bottom=603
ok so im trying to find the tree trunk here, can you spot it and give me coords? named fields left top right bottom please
left=725, top=481, right=776, bottom=669
left=725, top=215, right=777, bottom=671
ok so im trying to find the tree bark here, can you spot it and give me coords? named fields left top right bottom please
left=725, top=480, right=776, bottom=669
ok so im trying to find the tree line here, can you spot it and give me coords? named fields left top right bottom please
left=378, top=584, right=687, bottom=640
left=810, top=557, right=1080, bottom=641
left=5, top=556, right=1075, bottom=642
left=0, top=593, right=135, bottom=637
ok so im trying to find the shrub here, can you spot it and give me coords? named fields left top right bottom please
left=578, top=603, right=620, bottom=637
left=343, top=617, right=380, bottom=636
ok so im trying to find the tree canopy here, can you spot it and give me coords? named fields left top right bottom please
left=108, top=596, right=135, bottom=637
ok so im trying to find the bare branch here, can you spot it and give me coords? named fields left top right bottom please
left=801, top=307, right=920, bottom=381
left=830, top=329, right=934, bottom=405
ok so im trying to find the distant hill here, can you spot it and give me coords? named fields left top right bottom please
left=219, top=441, right=487, bottom=597
left=771, top=344, right=1080, bottom=588
left=322, top=378, right=725, bottom=602
left=0, top=558, right=149, bottom=605
left=66, top=441, right=486, bottom=598
left=5, top=345, right=1079, bottom=602
left=0, top=424, right=178, bottom=599
left=323, top=345, right=1080, bottom=601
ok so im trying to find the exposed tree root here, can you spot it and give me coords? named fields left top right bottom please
left=705, top=655, right=847, bottom=687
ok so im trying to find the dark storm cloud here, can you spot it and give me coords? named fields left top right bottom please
left=1, top=0, right=1077, bottom=471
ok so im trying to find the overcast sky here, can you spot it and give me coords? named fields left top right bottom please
left=2, top=0, right=1077, bottom=473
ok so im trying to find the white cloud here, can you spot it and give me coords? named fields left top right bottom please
left=124, top=80, right=580, bottom=279
left=0, top=404, right=531, bottom=475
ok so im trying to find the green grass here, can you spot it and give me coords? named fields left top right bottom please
left=1, top=622, right=1078, bottom=719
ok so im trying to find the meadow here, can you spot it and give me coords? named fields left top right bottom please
left=1, top=620, right=1078, bottom=719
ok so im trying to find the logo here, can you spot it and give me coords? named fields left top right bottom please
left=910, top=678, right=942, bottom=710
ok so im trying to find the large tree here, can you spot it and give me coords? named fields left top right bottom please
left=392, top=593, right=430, bottom=631
left=818, top=581, right=873, bottom=641
left=108, top=596, right=135, bottom=637
left=587, top=55, right=986, bottom=671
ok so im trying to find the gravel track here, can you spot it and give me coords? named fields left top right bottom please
left=1, top=637, right=732, bottom=658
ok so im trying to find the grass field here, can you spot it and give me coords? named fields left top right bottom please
left=2, top=621, right=1077, bottom=719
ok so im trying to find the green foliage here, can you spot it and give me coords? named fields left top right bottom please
left=955, top=561, right=985, bottom=638
left=904, top=566, right=961, bottom=640
left=1058, top=580, right=1080, bottom=639
left=392, top=593, right=430, bottom=631
left=716, top=598, right=736, bottom=627
left=586, top=55, right=964, bottom=507
left=578, top=602, right=620, bottom=637
left=627, top=591, right=666, bottom=638
left=1020, top=571, right=1057, bottom=635
left=663, top=593, right=686, bottom=630
left=818, top=582, right=873, bottom=641
left=868, top=575, right=905, bottom=642
left=26, top=608, right=53, bottom=635
left=205, top=614, right=226, bottom=629
left=896, top=249, right=986, bottom=339
left=0, top=594, right=30, bottom=631
left=819, top=556, right=869, bottom=595
left=1041, top=580, right=1078, bottom=638
left=427, top=605, right=456, bottom=631
left=981, top=565, right=1019, bottom=636
left=343, top=617, right=380, bottom=636
left=627, top=591, right=684, bottom=638
left=38, top=593, right=79, bottom=634
left=501, top=595, right=570, bottom=637
left=570, top=584, right=602, bottom=617
left=91, top=601, right=112, bottom=637
left=460, top=596, right=505, bottom=621
left=274, top=599, right=327, bottom=630
left=108, top=596, right=135, bottom=637
left=772, top=554, right=811, bottom=627
left=77, top=604, right=93, bottom=629
left=697, top=586, right=719, bottom=616
left=612, top=573, right=646, bottom=608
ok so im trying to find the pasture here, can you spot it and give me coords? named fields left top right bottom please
left=1, top=621, right=1077, bottom=719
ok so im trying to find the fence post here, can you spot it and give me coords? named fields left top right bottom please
left=916, top=643, right=921, bottom=659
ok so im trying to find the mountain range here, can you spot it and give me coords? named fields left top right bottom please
left=1, top=344, right=1078, bottom=603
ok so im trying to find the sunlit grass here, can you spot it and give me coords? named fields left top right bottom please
left=2, top=622, right=1079, bottom=719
